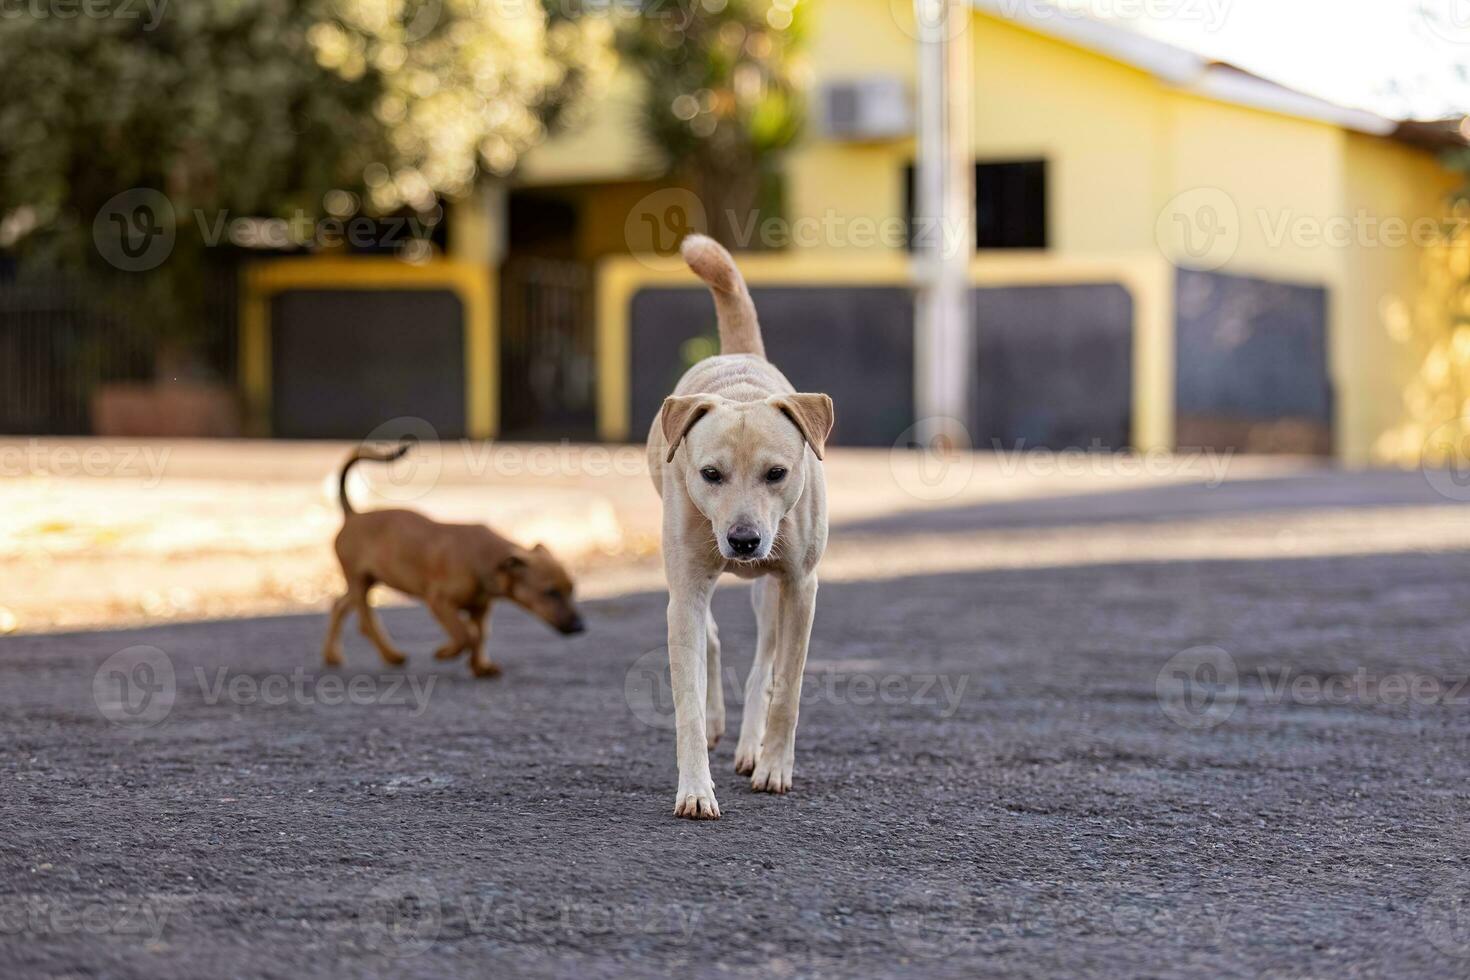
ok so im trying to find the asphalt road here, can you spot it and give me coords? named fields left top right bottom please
left=4, top=476, right=1470, bottom=978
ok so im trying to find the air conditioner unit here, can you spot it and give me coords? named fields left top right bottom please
left=817, top=77, right=913, bottom=142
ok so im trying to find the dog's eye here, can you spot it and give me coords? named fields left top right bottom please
left=766, top=466, right=788, bottom=483
left=544, top=588, right=560, bottom=600
left=700, top=467, right=722, bottom=484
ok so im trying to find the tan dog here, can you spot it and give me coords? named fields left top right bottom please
left=323, top=442, right=585, bottom=677
left=647, top=234, right=834, bottom=820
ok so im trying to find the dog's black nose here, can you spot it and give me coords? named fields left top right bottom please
left=562, top=615, right=586, bottom=635
left=726, top=526, right=761, bottom=557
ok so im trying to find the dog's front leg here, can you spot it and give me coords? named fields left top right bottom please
left=751, top=573, right=817, bottom=795
left=668, top=579, right=720, bottom=819
left=734, top=577, right=778, bottom=775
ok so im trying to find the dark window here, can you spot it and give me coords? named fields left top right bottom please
left=904, top=160, right=1048, bottom=251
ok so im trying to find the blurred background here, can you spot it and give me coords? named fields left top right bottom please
left=6, top=0, right=1470, bottom=631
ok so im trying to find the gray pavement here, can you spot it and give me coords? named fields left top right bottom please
left=3, top=470, right=1470, bottom=978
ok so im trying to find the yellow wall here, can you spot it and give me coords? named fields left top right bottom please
left=1341, top=134, right=1461, bottom=463
left=786, top=2, right=1171, bottom=255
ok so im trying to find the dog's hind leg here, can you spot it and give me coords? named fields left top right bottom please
left=734, top=576, right=778, bottom=775
left=705, top=607, right=725, bottom=749
left=353, top=580, right=407, bottom=666
left=322, top=593, right=352, bottom=667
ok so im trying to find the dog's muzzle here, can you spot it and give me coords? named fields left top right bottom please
left=559, top=614, right=586, bottom=635
left=726, top=525, right=762, bottom=558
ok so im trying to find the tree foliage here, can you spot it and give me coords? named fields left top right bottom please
left=618, top=0, right=807, bottom=247
left=0, top=0, right=612, bottom=343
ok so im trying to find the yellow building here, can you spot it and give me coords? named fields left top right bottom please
left=242, top=1, right=1465, bottom=463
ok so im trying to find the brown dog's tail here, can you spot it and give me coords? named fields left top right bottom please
left=338, top=440, right=412, bottom=515
left=681, top=233, right=765, bottom=358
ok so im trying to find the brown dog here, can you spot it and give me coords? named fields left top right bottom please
left=322, top=441, right=585, bottom=677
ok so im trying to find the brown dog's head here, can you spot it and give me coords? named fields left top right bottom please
left=498, top=543, right=585, bottom=635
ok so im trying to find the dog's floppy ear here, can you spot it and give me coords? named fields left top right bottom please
left=661, top=395, right=715, bottom=463
left=500, top=552, right=527, bottom=573
left=769, top=393, right=835, bottom=460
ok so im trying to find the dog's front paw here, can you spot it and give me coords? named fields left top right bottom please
left=733, top=737, right=760, bottom=776
left=471, top=659, right=502, bottom=678
left=750, top=748, right=793, bottom=794
left=323, top=646, right=344, bottom=668
left=673, top=778, right=721, bottom=820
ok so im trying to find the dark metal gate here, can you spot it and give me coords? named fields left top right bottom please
left=498, top=257, right=595, bottom=439
left=0, top=277, right=151, bottom=434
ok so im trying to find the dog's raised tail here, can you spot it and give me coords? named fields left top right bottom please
left=681, top=234, right=765, bottom=358
left=338, top=440, right=412, bottom=515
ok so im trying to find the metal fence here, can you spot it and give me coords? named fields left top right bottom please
left=498, top=257, right=595, bottom=439
left=0, top=266, right=237, bottom=435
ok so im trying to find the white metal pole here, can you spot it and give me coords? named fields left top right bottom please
left=913, top=0, right=973, bottom=449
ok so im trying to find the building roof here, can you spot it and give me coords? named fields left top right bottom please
left=972, top=0, right=1461, bottom=147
